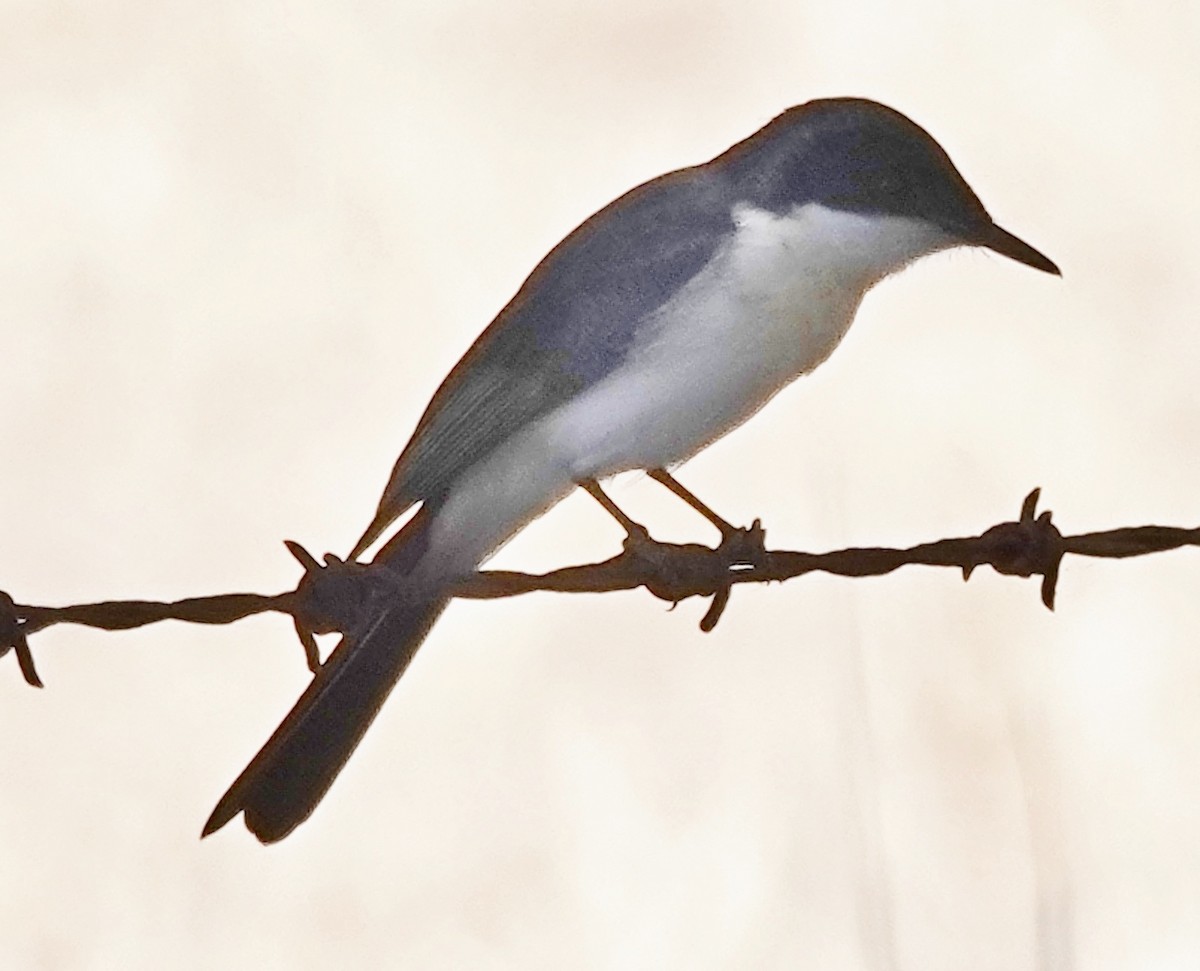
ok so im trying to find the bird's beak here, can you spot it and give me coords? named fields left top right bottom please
left=973, top=221, right=1061, bottom=276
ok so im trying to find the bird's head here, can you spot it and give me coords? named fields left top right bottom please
left=717, top=98, right=1060, bottom=276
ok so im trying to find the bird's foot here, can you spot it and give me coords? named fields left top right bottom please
left=715, top=518, right=767, bottom=569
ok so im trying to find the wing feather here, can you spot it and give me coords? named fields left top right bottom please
left=352, top=165, right=734, bottom=556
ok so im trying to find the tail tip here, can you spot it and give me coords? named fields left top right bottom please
left=200, top=800, right=298, bottom=845
left=201, top=795, right=240, bottom=840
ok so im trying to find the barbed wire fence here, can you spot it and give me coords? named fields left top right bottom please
left=3, top=487, right=1197, bottom=688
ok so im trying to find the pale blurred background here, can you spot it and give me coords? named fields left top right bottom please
left=1, top=1, right=1198, bottom=968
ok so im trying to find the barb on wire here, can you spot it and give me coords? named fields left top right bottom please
left=3, top=488, right=1199, bottom=686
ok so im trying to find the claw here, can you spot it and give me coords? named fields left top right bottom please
left=719, top=518, right=767, bottom=567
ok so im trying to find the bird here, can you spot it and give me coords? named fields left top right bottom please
left=203, top=97, right=1060, bottom=843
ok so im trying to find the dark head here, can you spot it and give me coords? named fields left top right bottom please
left=714, top=98, right=1059, bottom=275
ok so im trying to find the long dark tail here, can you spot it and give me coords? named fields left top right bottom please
left=203, top=512, right=451, bottom=843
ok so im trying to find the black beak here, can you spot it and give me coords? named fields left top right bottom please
left=973, top=221, right=1061, bottom=276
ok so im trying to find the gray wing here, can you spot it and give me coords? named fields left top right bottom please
left=352, top=164, right=735, bottom=556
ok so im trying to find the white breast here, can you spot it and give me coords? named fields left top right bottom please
left=545, top=201, right=948, bottom=477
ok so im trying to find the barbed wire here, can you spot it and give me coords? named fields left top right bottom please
left=3, top=488, right=1197, bottom=688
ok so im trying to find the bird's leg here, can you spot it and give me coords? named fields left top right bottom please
left=647, top=469, right=736, bottom=535
left=647, top=468, right=766, bottom=566
left=580, top=476, right=757, bottom=632
left=579, top=478, right=707, bottom=614
left=579, top=479, right=652, bottom=545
